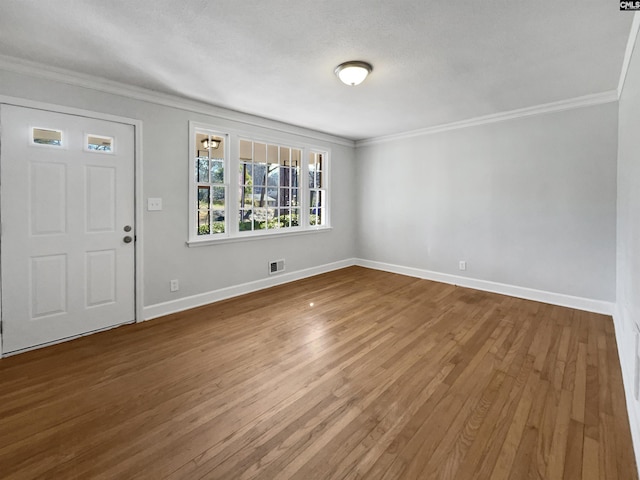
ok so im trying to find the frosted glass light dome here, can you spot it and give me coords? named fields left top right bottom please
left=334, top=61, right=373, bottom=86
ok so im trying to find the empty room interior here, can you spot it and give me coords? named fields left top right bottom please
left=1, top=2, right=640, bottom=479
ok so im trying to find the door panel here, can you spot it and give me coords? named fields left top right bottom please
left=31, top=161, right=67, bottom=235
left=30, top=254, right=67, bottom=318
left=86, top=249, right=116, bottom=307
left=1, top=104, right=136, bottom=354
left=86, top=166, right=116, bottom=232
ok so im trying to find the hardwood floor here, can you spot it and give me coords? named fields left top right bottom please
left=0, top=266, right=636, bottom=479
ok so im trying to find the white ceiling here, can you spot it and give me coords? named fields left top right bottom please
left=0, top=1, right=634, bottom=141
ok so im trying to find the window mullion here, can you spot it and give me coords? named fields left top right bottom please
left=190, top=123, right=229, bottom=239
left=251, top=142, right=256, bottom=232
left=301, top=148, right=310, bottom=228
left=227, top=133, right=238, bottom=236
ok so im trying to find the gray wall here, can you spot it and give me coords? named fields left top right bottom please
left=356, top=103, right=618, bottom=301
left=618, top=28, right=640, bottom=331
left=0, top=68, right=357, bottom=308
left=0, top=64, right=621, bottom=310
left=616, top=26, right=640, bottom=468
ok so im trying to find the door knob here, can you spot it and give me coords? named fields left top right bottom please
left=123, top=236, right=133, bottom=243
left=124, top=225, right=132, bottom=232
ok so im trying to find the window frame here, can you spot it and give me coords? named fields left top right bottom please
left=237, top=137, right=304, bottom=237
left=188, top=122, right=230, bottom=243
left=308, top=149, right=330, bottom=229
left=188, top=121, right=331, bottom=246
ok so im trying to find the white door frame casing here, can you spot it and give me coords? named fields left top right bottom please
left=0, top=96, right=144, bottom=357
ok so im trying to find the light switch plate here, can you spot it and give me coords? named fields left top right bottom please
left=147, top=197, right=162, bottom=211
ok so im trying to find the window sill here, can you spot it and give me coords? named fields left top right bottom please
left=186, top=226, right=332, bottom=247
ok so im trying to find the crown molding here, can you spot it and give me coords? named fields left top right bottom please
left=0, top=54, right=355, bottom=148
left=0, top=52, right=623, bottom=151
left=355, top=90, right=619, bottom=147
left=618, top=12, right=640, bottom=98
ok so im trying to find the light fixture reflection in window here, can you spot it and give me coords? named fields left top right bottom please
left=201, top=137, right=221, bottom=150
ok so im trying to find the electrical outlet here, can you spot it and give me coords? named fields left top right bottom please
left=459, top=261, right=467, bottom=271
left=170, top=279, right=179, bottom=292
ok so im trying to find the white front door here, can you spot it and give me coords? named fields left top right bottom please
left=1, top=104, right=136, bottom=354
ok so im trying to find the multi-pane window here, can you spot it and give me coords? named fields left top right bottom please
left=189, top=122, right=329, bottom=243
left=194, top=131, right=226, bottom=236
left=309, top=151, right=326, bottom=227
left=239, top=139, right=301, bottom=232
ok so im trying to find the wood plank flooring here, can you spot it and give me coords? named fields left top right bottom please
left=0, top=266, right=637, bottom=479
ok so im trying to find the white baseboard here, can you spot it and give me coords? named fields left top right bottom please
left=144, top=257, right=616, bottom=322
left=612, top=305, right=640, bottom=479
left=354, top=258, right=615, bottom=315
left=143, top=258, right=356, bottom=321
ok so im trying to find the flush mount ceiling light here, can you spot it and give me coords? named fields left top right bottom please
left=201, top=137, right=221, bottom=149
left=334, top=61, right=373, bottom=86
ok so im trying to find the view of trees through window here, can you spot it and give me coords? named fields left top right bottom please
left=196, top=133, right=225, bottom=235
left=239, top=140, right=300, bottom=231
left=191, top=124, right=328, bottom=241
left=308, top=152, right=325, bottom=226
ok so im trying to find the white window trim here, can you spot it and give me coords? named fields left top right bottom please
left=188, top=122, right=231, bottom=243
left=308, top=148, right=330, bottom=229
left=187, top=225, right=333, bottom=247
left=187, top=121, right=331, bottom=246
left=236, top=135, right=306, bottom=236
